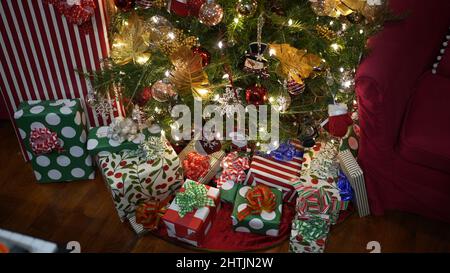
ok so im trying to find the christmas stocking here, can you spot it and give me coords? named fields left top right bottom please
left=322, top=103, right=353, bottom=138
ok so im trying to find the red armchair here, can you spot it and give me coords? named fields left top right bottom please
left=356, top=0, right=450, bottom=222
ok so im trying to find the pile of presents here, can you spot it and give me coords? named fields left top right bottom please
left=14, top=99, right=369, bottom=253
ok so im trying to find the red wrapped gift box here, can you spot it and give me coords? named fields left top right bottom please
left=161, top=181, right=221, bottom=247
left=245, top=155, right=303, bottom=204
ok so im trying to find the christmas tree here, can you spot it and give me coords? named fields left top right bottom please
left=88, top=0, right=392, bottom=151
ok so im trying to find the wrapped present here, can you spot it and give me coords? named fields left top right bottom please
left=231, top=184, right=282, bottom=236
left=289, top=214, right=331, bottom=253
left=86, top=122, right=146, bottom=156
left=216, top=152, right=250, bottom=186
left=97, top=137, right=183, bottom=221
left=294, top=141, right=348, bottom=223
left=182, top=152, right=210, bottom=181
left=219, top=180, right=241, bottom=204
left=14, top=99, right=95, bottom=183
left=127, top=197, right=172, bottom=235
left=338, top=150, right=370, bottom=217
left=178, top=140, right=225, bottom=184
left=339, top=124, right=360, bottom=158
left=244, top=149, right=303, bottom=204
left=161, top=180, right=221, bottom=247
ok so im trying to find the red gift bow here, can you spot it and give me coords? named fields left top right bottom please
left=46, top=0, right=96, bottom=25
left=216, top=152, right=249, bottom=188
left=182, top=152, right=210, bottom=181
left=237, top=184, right=276, bottom=221
left=296, top=186, right=341, bottom=216
left=29, top=128, right=64, bottom=155
left=135, top=197, right=171, bottom=230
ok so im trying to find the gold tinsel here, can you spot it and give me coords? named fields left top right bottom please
left=169, top=46, right=210, bottom=99
left=269, top=43, right=322, bottom=87
left=310, top=0, right=385, bottom=21
left=315, top=25, right=337, bottom=41
left=111, top=14, right=151, bottom=65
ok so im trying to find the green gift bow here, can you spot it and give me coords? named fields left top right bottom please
left=175, top=180, right=215, bottom=217
left=295, top=217, right=329, bottom=243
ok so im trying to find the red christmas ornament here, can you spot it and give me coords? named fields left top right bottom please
left=322, top=103, right=353, bottom=138
left=135, top=86, right=153, bottom=106
left=192, top=46, right=211, bottom=67
left=245, top=84, right=268, bottom=106
left=114, top=0, right=135, bottom=12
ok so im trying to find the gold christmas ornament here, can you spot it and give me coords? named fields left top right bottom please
left=144, top=15, right=198, bottom=56
left=198, top=0, right=224, bottom=26
left=151, top=80, right=176, bottom=102
left=315, top=25, right=337, bottom=41
left=111, top=14, right=151, bottom=65
left=169, top=46, right=211, bottom=98
left=269, top=43, right=322, bottom=88
left=236, top=0, right=258, bottom=17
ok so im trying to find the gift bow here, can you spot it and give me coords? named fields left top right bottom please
left=294, top=216, right=329, bottom=243
left=182, top=152, right=210, bottom=181
left=337, top=170, right=354, bottom=202
left=269, top=142, right=303, bottom=161
left=237, top=185, right=276, bottom=221
left=295, top=185, right=341, bottom=216
left=29, top=128, right=64, bottom=155
left=135, top=197, right=171, bottom=230
left=108, top=117, right=140, bottom=143
left=216, top=152, right=250, bottom=188
left=175, top=180, right=215, bottom=218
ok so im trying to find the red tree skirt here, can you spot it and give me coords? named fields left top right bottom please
left=152, top=203, right=295, bottom=252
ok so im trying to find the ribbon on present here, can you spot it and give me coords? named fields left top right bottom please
left=175, top=180, right=215, bottom=217
left=237, top=185, right=276, bottom=221
left=337, top=170, right=354, bottom=202
left=269, top=142, right=303, bottom=161
left=294, top=216, right=329, bottom=243
left=182, top=152, right=210, bottom=181
left=295, top=185, right=341, bottom=216
left=46, top=0, right=96, bottom=25
left=135, top=197, right=171, bottom=230
left=215, top=152, right=250, bottom=188
left=107, top=117, right=141, bottom=143
left=29, top=128, right=64, bottom=155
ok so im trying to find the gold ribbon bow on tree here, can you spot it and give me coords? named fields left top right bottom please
left=111, top=14, right=151, bottom=65
left=310, top=0, right=385, bottom=21
left=269, top=43, right=322, bottom=88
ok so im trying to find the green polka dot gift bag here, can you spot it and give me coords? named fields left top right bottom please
left=14, top=99, right=95, bottom=183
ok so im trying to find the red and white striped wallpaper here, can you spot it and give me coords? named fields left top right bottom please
left=0, top=0, right=118, bottom=161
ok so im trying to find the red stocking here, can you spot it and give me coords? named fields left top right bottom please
left=323, top=103, right=353, bottom=138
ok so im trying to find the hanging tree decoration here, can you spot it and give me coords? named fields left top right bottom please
left=308, top=0, right=385, bottom=22
left=242, top=14, right=270, bottom=79
left=169, top=46, right=211, bottom=99
left=216, top=85, right=243, bottom=118
left=86, top=88, right=113, bottom=118
left=111, top=14, right=151, bottom=65
left=235, top=0, right=258, bottom=17
left=198, top=0, right=224, bottom=26
left=269, top=43, right=322, bottom=95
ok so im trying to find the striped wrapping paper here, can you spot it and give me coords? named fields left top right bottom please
left=0, top=0, right=123, bottom=161
left=244, top=155, right=303, bottom=204
left=338, top=150, right=370, bottom=217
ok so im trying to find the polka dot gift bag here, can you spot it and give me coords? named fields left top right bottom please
left=13, top=99, right=95, bottom=183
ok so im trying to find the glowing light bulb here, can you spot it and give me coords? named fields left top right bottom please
left=269, top=48, right=276, bottom=56
left=165, top=70, right=170, bottom=77
left=218, top=41, right=224, bottom=49
left=168, top=32, right=176, bottom=40
left=288, top=19, right=293, bottom=26
left=234, top=17, right=239, bottom=24
left=331, top=43, right=341, bottom=51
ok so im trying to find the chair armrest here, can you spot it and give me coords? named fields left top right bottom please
left=356, top=0, right=450, bottom=151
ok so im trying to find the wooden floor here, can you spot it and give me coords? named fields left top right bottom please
left=1, top=120, right=449, bottom=253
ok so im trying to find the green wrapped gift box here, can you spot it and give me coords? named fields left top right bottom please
left=14, top=99, right=95, bottom=183
left=231, top=185, right=283, bottom=236
left=219, top=180, right=241, bottom=203
left=86, top=126, right=145, bottom=156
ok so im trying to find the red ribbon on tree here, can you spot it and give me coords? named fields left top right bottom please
left=237, top=184, right=276, bottom=221
left=29, top=128, right=64, bottom=155
left=182, top=152, right=210, bottom=181
left=135, top=197, right=171, bottom=230
left=45, top=0, right=96, bottom=25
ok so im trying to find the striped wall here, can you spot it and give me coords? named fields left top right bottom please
left=0, top=0, right=118, bottom=161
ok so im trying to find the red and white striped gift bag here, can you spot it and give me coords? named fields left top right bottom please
left=0, top=0, right=123, bottom=161
left=244, top=155, right=303, bottom=204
